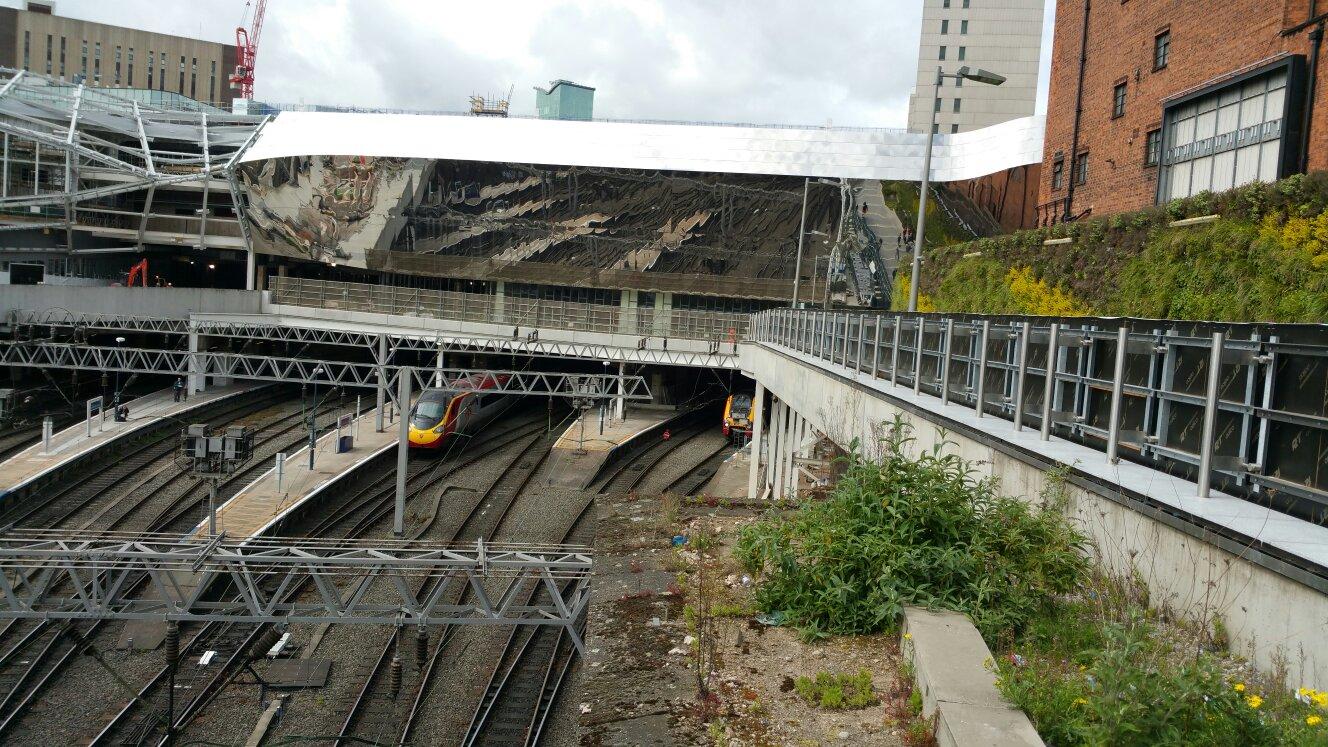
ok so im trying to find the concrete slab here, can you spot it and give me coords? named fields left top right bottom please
left=937, top=703, right=1045, bottom=747
left=902, top=608, right=1005, bottom=713
left=902, top=607, right=1043, bottom=747
left=0, top=383, right=258, bottom=499
left=194, top=404, right=402, bottom=540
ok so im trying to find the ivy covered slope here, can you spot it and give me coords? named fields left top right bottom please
left=895, top=172, right=1328, bottom=323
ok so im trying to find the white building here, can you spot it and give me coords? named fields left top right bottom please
left=907, top=0, right=1045, bottom=134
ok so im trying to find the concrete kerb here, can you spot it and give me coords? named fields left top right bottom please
left=902, top=607, right=1043, bottom=747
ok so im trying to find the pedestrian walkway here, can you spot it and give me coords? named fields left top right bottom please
left=0, top=383, right=257, bottom=500
left=852, top=178, right=906, bottom=275
left=194, top=404, right=403, bottom=540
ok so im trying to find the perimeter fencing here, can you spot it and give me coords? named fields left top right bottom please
left=753, top=307, right=1328, bottom=523
left=270, top=276, right=750, bottom=344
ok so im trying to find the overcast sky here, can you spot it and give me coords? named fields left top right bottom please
left=10, top=0, right=1056, bottom=128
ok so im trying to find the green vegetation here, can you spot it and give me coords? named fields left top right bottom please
left=881, top=180, right=974, bottom=249
left=734, top=421, right=1088, bottom=642
left=793, top=669, right=877, bottom=710
left=896, top=172, right=1328, bottom=322
left=995, top=584, right=1328, bottom=746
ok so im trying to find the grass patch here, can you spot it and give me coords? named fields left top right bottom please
left=793, top=669, right=877, bottom=710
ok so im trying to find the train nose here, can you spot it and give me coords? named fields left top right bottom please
left=408, top=427, right=443, bottom=448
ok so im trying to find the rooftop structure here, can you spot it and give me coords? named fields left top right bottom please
left=907, top=0, right=1045, bottom=134
left=535, top=79, right=594, bottom=121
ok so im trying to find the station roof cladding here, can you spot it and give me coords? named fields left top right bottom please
left=240, top=111, right=1045, bottom=182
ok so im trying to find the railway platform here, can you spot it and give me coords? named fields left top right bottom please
left=544, top=406, right=676, bottom=489
left=0, top=383, right=256, bottom=502
left=194, top=404, right=404, bottom=539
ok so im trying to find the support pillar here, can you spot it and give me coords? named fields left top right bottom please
left=375, top=334, right=387, bottom=433
left=783, top=411, right=799, bottom=499
left=771, top=401, right=787, bottom=501
left=618, top=290, right=637, bottom=335
left=615, top=362, right=626, bottom=421
left=393, top=369, right=412, bottom=538
left=747, top=383, right=766, bottom=500
left=434, top=346, right=445, bottom=387
left=493, top=281, right=506, bottom=324
left=187, top=326, right=203, bottom=395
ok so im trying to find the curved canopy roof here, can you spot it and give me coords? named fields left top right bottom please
left=241, top=111, right=1045, bottom=182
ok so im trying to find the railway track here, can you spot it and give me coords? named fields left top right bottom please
left=454, top=405, right=726, bottom=746
left=337, top=415, right=562, bottom=745
left=83, top=408, right=564, bottom=747
left=0, top=391, right=359, bottom=743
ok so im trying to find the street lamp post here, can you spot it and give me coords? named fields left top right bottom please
left=908, top=65, right=1007, bottom=312
left=791, top=177, right=845, bottom=308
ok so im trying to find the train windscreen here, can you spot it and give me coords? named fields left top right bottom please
left=730, top=393, right=752, bottom=419
left=411, top=390, right=453, bottom=429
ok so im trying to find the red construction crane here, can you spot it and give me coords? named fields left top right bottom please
left=229, top=0, right=268, bottom=100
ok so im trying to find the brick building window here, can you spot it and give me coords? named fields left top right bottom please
left=1154, top=30, right=1170, bottom=70
left=93, top=42, right=100, bottom=84
left=939, top=46, right=947, bottom=60
left=22, top=31, right=29, bottom=71
left=963, top=0, right=970, bottom=6
left=1113, top=82, right=1127, bottom=118
left=951, top=124, right=960, bottom=134
left=1051, top=157, right=1064, bottom=190
left=1145, top=129, right=1161, bottom=166
left=45, top=34, right=51, bottom=74
left=941, top=20, right=949, bottom=34
left=114, top=46, right=121, bottom=85
left=958, top=46, right=966, bottom=61
left=953, top=98, right=962, bottom=113
left=961, top=20, right=968, bottom=34
left=147, top=51, right=153, bottom=89
left=1075, top=152, right=1089, bottom=185
left=58, top=37, right=65, bottom=77
left=934, top=97, right=942, bottom=112
left=127, top=48, right=133, bottom=86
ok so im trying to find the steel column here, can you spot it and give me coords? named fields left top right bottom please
left=747, top=382, right=766, bottom=500
left=394, top=367, right=412, bottom=537
left=1197, top=332, right=1224, bottom=498
left=1040, top=322, right=1060, bottom=441
left=1107, top=325, right=1127, bottom=463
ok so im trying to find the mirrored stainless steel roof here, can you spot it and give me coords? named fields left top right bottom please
left=241, top=111, right=1045, bottom=182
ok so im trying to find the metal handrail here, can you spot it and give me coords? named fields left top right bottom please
left=269, top=276, right=749, bottom=342
left=752, top=307, right=1328, bottom=519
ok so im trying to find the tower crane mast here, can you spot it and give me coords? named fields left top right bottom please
left=229, top=0, right=268, bottom=100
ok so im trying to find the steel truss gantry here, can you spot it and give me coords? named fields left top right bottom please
left=5, top=309, right=740, bottom=367
left=0, top=341, right=652, bottom=400
left=0, top=529, right=590, bottom=649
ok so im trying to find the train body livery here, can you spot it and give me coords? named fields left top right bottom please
left=408, top=374, right=514, bottom=449
left=722, top=392, right=754, bottom=442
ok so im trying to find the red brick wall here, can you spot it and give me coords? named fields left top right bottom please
left=1040, top=0, right=1328, bottom=219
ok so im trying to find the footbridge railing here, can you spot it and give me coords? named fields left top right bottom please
left=753, top=308, right=1328, bottom=520
left=270, top=276, right=749, bottom=344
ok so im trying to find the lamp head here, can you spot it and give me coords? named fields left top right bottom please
left=959, top=67, right=1007, bottom=86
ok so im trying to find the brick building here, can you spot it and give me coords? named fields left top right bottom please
left=1038, top=1, right=1327, bottom=222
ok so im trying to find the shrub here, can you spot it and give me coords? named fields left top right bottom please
left=735, top=421, right=1089, bottom=642
left=793, top=669, right=877, bottom=710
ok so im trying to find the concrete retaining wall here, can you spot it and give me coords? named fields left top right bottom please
left=743, top=342, right=1328, bottom=691
left=0, top=286, right=263, bottom=318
